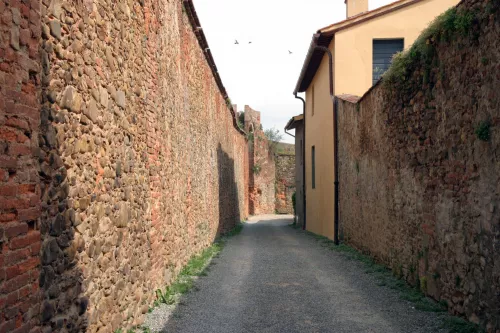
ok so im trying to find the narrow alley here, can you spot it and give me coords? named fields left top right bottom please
left=147, top=216, right=446, bottom=333
left=0, top=0, right=498, bottom=331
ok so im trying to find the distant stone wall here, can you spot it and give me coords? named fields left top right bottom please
left=244, top=105, right=275, bottom=215
left=337, top=0, right=500, bottom=329
left=275, top=154, right=295, bottom=214
left=0, top=0, right=42, bottom=332
left=0, top=0, right=249, bottom=332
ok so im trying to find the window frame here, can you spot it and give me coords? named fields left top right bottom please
left=372, top=38, right=405, bottom=85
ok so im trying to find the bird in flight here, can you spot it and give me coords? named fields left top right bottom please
left=249, top=41, right=252, bottom=44
left=288, top=50, right=293, bottom=54
left=235, top=40, right=239, bottom=45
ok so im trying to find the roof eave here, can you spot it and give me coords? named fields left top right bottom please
left=285, top=114, right=304, bottom=131
left=293, top=34, right=320, bottom=94
left=294, top=0, right=426, bottom=95
left=293, top=33, right=335, bottom=94
left=183, top=0, right=246, bottom=136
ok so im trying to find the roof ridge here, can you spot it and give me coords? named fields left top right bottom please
left=319, top=0, right=424, bottom=34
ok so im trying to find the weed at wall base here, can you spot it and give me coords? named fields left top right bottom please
left=119, top=222, right=245, bottom=333
left=475, top=121, right=491, bottom=142
left=152, top=222, right=244, bottom=308
left=291, top=227, right=484, bottom=333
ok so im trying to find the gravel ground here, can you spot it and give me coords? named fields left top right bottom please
left=146, top=215, right=447, bottom=333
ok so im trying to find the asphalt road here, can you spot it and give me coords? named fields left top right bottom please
left=156, top=215, right=445, bottom=333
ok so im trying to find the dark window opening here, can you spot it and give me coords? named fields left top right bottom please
left=312, top=146, right=316, bottom=189
left=373, top=39, right=404, bottom=85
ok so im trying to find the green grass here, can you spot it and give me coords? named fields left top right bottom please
left=475, top=121, right=491, bottom=142
left=115, top=329, right=145, bottom=333
left=442, top=317, right=484, bottom=333
left=291, top=227, right=484, bottom=332
left=120, top=222, right=245, bottom=333
left=223, top=223, right=244, bottom=238
left=382, top=6, right=489, bottom=92
left=305, top=232, right=442, bottom=311
left=153, top=222, right=244, bottom=308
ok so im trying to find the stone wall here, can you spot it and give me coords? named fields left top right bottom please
left=275, top=154, right=295, bottom=214
left=0, top=0, right=249, bottom=332
left=244, top=105, right=275, bottom=215
left=337, top=0, right=500, bottom=329
left=0, top=0, right=43, bottom=332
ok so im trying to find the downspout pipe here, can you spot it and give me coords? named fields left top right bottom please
left=294, top=93, right=307, bottom=231
left=284, top=129, right=295, bottom=138
left=312, top=45, right=339, bottom=246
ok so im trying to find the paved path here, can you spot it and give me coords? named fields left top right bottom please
left=157, top=215, right=445, bottom=333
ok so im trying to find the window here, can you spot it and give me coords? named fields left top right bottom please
left=373, top=39, right=404, bottom=85
left=311, top=85, right=315, bottom=116
left=311, top=146, right=316, bottom=189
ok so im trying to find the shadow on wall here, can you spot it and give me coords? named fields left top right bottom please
left=217, top=144, right=241, bottom=233
left=247, top=127, right=256, bottom=215
left=38, top=61, right=88, bottom=331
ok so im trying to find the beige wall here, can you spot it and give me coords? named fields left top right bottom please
left=305, top=38, right=335, bottom=240
left=335, top=0, right=459, bottom=96
left=305, top=0, right=458, bottom=240
left=294, top=123, right=305, bottom=227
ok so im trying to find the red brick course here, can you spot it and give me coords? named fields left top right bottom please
left=0, top=0, right=41, bottom=331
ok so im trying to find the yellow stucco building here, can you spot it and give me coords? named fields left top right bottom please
left=294, top=0, right=459, bottom=240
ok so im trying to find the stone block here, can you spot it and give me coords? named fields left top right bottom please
left=99, top=86, right=109, bottom=108
left=114, top=203, right=129, bottom=228
left=49, top=19, right=61, bottom=40
left=60, top=86, right=82, bottom=113
left=10, top=27, right=20, bottom=50
left=85, top=98, right=99, bottom=123
left=116, top=90, right=125, bottom=108
left=48, top=0, right=62, bottom=19
left=11, top=8, right=20, bottom=25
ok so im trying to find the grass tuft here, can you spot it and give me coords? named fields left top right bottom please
left=383, top=7, right=483, bottom=92
left=442, top=317, right=484, bottom=333
left=121, top=222, right=245, bottom=333
left=153, top=222, right=244, bottom=308
left=291, top=227, right=485, bottom=332
left=475, top=121, right=491, bottom=142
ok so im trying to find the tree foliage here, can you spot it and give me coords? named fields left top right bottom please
left=264, top=128, right=284, bottom=154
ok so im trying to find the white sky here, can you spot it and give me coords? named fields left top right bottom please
left=193, top=0, right=394, bottom=143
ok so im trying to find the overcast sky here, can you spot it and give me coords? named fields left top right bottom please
left=193, top=0, right=394, bottom=143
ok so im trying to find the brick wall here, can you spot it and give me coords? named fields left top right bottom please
left=0, top=0, right=42, bottom=332
left=337, top=0, right=500, bottom=329
left=1, top=0, right=249, bottom=332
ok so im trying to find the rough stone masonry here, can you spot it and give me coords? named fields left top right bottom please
left=0, top=0, right=249, bottom=332
left=337, top=0, right=500, bottom=330
left=243, top=105, right=276, bottom=216
left=275, top=152, right=295, bottom=215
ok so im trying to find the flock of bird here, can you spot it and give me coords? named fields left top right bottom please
left=234, top=39, right=293, bottom=54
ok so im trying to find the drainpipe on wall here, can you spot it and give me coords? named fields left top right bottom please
left=311, top=45, right=339, bottom=246
left=294, top=93, right=307, bottom=231
left=284, top=129, right=295, bottom=138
